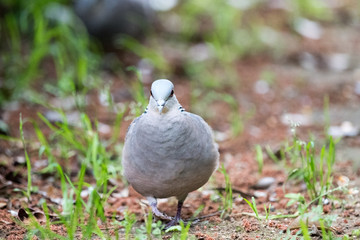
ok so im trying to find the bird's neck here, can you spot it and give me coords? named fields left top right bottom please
left=147, top=105, right=182, bottom=119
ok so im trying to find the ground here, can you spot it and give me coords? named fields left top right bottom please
left=1, top=2, right=360, bottom=240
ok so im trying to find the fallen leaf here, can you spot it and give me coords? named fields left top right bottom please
left=34, top=211, right=46, bottom=223
left=18, top=208, right=29, bottom=221
left=0, top=198, right=7, bottom=209
left=0, top=219, right=13, bottom=225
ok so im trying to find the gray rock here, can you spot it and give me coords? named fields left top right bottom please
left=74, top=0, right=154, bottom=44
left=253, top=177, right=276, bottom=189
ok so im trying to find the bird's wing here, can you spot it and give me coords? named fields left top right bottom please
left=125, top=111, right=146, bottom=141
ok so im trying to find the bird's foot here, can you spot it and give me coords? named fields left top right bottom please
left=165, top=218, right=182, bottom=229
left=164, top=199, right=185, bottom=229
left=152, top=208, right=173, bottom=221
left=147, top=197, right=173, bottom=221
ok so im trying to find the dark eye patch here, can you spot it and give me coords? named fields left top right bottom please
left=169, top=90, right=174, bottom=97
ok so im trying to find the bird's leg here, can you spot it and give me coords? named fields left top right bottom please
left=147, top=197, right=173, bottom=221
left=165, top=200, right=184, bottom=229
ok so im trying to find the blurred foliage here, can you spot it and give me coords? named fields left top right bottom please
left=0, top=0, right=100, bottom=107
left=1, top=0, right=357, bottom=135
left=288, top=0, right=332, bottom=20
left=141, top=0, right=346, bottom=135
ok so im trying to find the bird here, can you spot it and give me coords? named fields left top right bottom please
left=122, top=79, right=219, bottom=227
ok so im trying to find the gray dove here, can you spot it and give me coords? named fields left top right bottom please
left=122, top=79, right=219, bottom=227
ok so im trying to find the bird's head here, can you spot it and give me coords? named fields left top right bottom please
left=149, top=79, right=178, bottom=114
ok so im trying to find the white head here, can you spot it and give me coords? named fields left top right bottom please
left=149, top=79, right=178, bottom=114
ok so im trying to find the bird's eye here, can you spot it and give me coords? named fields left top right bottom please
left=169, top=90, right=174, bottom=97
left=150, top=90, right=153, bottom=96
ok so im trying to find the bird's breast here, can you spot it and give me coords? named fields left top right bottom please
left=131, top=113, right=203, bottom=161
left=140, top=114, right=188, bottom=142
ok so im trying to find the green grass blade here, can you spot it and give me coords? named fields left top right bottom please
left=19, top=114, right=32, bottom=200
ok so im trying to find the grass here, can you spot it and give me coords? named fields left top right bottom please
left=300, top=220, right=311, bottom=240
left=190, top=90, right=246, bottom=136
left=290, top=0, right=333, bottom=20
left=126, top=66, right=149, bottom=116
left=118, top=211, right=137, bottom=240
left=242, top=122, right=344, bottom=238
left=263, top=119, right=339, bottom=202
left=263, top=203, right=272, bottom=221
left=14, top=92, right=205, bottom=239
left=243, top=197, right=260, bottom=221
left=19, top=114, right=32, bottom=201
left=242, top=123, right=347, bottom=240
left=144, top=210, right=155, bottom=239
left=3, top=65, right=221, bottom=238
left=14, top=107, right=123, bottom=238
left=12, top=88, right=345, bottom=239
left=291, top=205, right=339, bottom=240
left=0, top=0, right=100, bottom=107
left=117, top=36, right=170, bottom=74
left=115, top=0, right=275, bottom=132
left=255, top=144, right=264, bottom=174
left=165, top=221, right=192, bottom=240
left=218, top=164, right=233, bottom=218
left=285, top=134, right=337, bottom=201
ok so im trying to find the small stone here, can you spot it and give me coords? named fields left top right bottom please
left=337, top=175, right=349, bottom=187
left=0, top=198, right=7, bottom=209
left=294, top=18, right=322, bottom=39
left=14, top=156, right=25, bottom=165
left=138, top=59, right=154, bottom=84
left=187, top=43, right=212, bottom=62
left=149, top=0, right=178, bottom=11
left=253, top=177, right=276, bottom=189
left=80, top=186, right=94, bottom=198
left=299, top=52, right=318, bottom=70
left=213, top=130, right=230, bottom=142
left=269, top=192, right=279, bottom=202
left=326, top=53, right=350, bottom=72
left=98, top=123, right=111, bottom=135
left=281, top=113, right=312, bottom=126
left=254, top=80, right=270, bottom=95
left=355, top=81, right=360, bottom=95
left=349, top=188, right=359, bottom=195
left=44, top=111, right=61, bottom=123
left=328, top=121, right=358, bottom=138
left=49, top=96, right=78, bottom=111
left=0, top=120, right=9, bottom=135
left=112, top=188, right=129, bottom=198
left=34, top=159, right=49, bottom=169
left=253, top=191, right=267, bottom=198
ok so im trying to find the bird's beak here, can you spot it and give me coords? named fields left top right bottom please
left=156, top=99, right=165, bottom=113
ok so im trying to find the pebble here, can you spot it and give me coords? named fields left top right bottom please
left=44, top=111, right=81, bottom=126
left=328, top=121, right=359, bottom=138
left=253, top=177, right=276, bottom=189
left=281, top=113, right=312, bottom=126
left=254, top=191, right=267, bottom=198
left=325, top=53, right=350, bottom=72
left=294, top=18, right=322, bottom=40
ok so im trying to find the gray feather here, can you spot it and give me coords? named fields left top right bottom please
left=122, top=79, right=219, bottom=201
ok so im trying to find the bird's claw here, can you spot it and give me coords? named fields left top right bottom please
left=165, top=218, right=182, bottom=229
left=152, top=210, right=173, bottom=221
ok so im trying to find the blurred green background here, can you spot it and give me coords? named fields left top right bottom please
left=1, top=0, right=359, bottom=114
